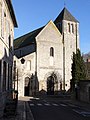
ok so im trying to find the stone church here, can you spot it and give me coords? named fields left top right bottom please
left=14, top=7, right=79, bottom=97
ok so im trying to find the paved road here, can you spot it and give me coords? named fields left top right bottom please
left=28, top=97, right=90, bottom=120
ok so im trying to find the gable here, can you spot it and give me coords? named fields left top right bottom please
left=36, top=20, right=62, bottom=44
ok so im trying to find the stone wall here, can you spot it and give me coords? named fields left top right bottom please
left=79, top=80, right=90, bottom=103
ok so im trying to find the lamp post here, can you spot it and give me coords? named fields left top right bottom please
left=20, top=58, right=25, bottom=64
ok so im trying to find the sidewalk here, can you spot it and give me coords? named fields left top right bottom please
left=1, top=97, right=34, bottom=120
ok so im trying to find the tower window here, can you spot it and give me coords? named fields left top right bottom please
left=71, top=24, right=74, bottom=33
left=50, top=47, right=54, bottom=57
left=68, top=23, right=70, bottom=33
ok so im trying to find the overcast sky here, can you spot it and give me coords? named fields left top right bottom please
left=12, top=0, right=90, bottom=54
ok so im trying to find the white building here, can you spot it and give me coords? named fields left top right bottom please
left=0, top=0, right=17, bottom=117
left=14, top=7, right=79, bottom=97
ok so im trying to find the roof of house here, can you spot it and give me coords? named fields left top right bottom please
left=54, top=7, right=78, bottom=24
left=14, top=27, right=44, bottom=50
left=6, top=0, right=18, bottom=27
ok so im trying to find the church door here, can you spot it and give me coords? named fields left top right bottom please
left=24, top=77, right=30, bottom=96
left=47, top=76, right=54, bottom=95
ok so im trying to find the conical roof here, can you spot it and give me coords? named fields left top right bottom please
left=54, top=7, right=79, bottom=24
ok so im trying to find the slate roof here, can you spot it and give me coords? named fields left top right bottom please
left=14, top=27, right=44, bottom=50
left=54, top=7, right=78, bottom=24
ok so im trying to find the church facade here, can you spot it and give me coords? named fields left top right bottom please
left=14, top=7, right=79, bottom=97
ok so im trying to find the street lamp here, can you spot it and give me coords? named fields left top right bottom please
left=20, top=58, right=25, bottom=64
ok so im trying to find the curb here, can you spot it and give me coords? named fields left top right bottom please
left=26, top=102, right=34, bottom=120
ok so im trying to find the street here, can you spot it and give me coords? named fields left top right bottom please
left=28, top=97, right=90, bottom=120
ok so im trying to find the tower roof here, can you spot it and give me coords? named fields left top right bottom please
left=54, top=7, right=79, bottom=24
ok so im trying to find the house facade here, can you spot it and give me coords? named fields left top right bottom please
left=0, top=0, right=17, bottom=117
left=14, top=7, right=79, bottom=97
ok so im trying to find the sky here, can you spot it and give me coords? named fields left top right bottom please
left=12, top=0, right=90, bottom=54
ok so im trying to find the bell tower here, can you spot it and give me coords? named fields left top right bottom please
left=54, top=7, right=79, bottom=90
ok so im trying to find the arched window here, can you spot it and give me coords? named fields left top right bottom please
left=50, top=47, right=54, bottom=57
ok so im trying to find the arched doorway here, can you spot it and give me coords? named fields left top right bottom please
left=47, top=73, right=58, bottom=95
left=47, top=76, right=54, bottom=95
left=24, top=77, right=30, bottom=96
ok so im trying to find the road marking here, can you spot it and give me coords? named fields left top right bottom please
left=30, top=103, right=34, bottom=106
left=80, top=111, right=90, bottom=117
left=68, top=104, right=79, bottom=107
left=37, top=103, right=43, bottom=106
left=35, top=98, right=40, bottom=100
left=44, top=103, right=50, bottom=106
left=60, top=104, right=67, bottom=107
left=52, top=103, right=59, bottom=106
left=73, top=109, right=90, bottom=117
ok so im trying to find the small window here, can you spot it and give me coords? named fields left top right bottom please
left=68, top=23, right=70, bottom=33
left=71, top=24, right=74, bottom=33
left=4, top=12, right=6, bottom=17
left=9, top=35, right=11, bottom=48
left=50, top=47, right=54, bottom=57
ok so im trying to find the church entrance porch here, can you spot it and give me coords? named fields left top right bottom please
left=24, top=77, right=30, bottom=96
